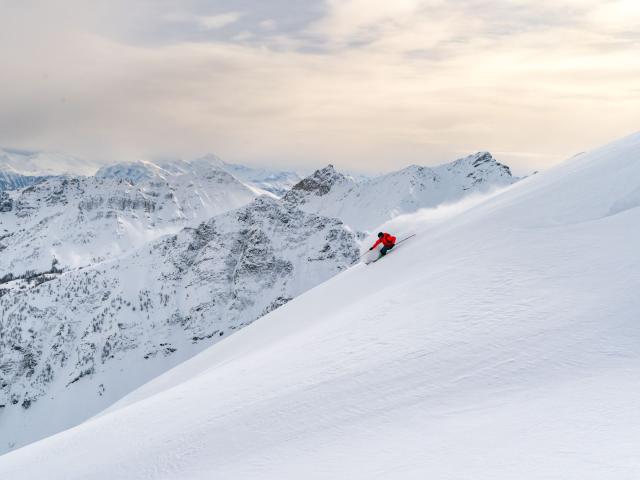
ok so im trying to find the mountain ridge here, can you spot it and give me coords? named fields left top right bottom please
left=284, top=151, right=518, bottom=231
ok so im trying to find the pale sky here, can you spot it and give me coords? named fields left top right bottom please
left=1, top=0, right=639, bottom=175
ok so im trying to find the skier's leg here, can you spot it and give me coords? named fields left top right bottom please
left=380, top=246, right=388, bottom=256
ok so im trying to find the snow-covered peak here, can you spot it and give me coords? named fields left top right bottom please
left=0, top=149, right=67, bottom=192
left=95, top=157, right=228, bottom=183
left=0, top=167, right=48, bottom=193
left=95, top=161, right=158, bottom=183
left=189, top=154, right=225, bottom=170
left=439, top=151, right=512, bottom=177
left=286, top=165, right=351, bottom=198
left=214, top=160, right=302, bottom=198
left=284, top=154, right=518, bottom=231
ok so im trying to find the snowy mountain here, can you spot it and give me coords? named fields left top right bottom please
left=0, top=167, right=258, bottom=277
left=0, top=196, right=359, bottom=452
left=0, top=147, right=99, bottom=177
left=97, top=155, right=302, bottom=198
left=0, top=166, right=48, bottom=193
left=1, top=133, right=637, bottom=478
left=94, top=161, right=159, bottom=184
left=285, top=152, right=517, bottom=231
left=198, top=155, right=302, bottom=198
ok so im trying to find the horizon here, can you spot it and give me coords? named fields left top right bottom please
left=0, top=142, right=554, bottom=178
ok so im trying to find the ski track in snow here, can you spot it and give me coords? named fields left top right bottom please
left=1, top=133, right=640, bottom=478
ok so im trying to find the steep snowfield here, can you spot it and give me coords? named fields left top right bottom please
left=2, top=133, right=640, bottom=479
left=285, top=152, right=517, bottom=231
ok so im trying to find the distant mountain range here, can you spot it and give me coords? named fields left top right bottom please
left=0, top=165, right=258, bottom=277
left=1, top=148, right=301, bottom=198
left=95, top=155, right=302, bottom=198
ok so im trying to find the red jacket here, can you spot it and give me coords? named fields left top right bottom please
left=372, top=233, right=396, bottom=249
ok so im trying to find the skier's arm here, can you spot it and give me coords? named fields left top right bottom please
left=369, top=238, right=382, bottom=250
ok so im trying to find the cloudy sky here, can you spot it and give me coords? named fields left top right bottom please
left=1, top=0, right=639, bottom=174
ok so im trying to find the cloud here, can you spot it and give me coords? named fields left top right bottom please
left=164, top=11, right=243, bottom=31
left=197, top=12, right=241, bottom=30
left=0, top=1, right=638, bottom=174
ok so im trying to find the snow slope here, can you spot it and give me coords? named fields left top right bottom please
left=285, top=152, right=517, bottom=231
left=1, top=133, right=640, bottom=478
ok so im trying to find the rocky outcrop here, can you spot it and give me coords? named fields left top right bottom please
left=0, top=192, right=12, bottom=212
left=285, top=165, right=349, bottom=200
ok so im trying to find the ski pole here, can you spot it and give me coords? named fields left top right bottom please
left=395, top=234, right=416, bottom=245
left=353, top=250, right=369, bottom=263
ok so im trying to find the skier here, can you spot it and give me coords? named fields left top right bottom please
left=369, top=232, right=396, bottom=256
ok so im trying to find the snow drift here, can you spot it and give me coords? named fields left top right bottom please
left=1, top=133, right=639, bottom=479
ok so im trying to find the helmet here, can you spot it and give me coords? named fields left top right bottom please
left=377, top=232, right=384, bottom=238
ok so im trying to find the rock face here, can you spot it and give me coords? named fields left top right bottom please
left=285, top=153, right=518, bottom=231
left=0, top=192, right=12, bottom=213
left=0, top=167, right=258, bottom=277
left=287, top=164, right=347, bottom=197
left=0, top=196, right=359, bottom=453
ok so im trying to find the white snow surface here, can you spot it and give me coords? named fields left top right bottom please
left=2, top=133, right=640, bottom=478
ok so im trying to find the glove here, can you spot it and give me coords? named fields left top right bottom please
left=369, top=247, right=373, bottom=251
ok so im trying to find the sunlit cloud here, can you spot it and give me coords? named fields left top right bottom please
left=0, top=0, right=638, bottom=174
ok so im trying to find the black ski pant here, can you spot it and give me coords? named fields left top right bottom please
left=380, top=244, right=394, bottom=256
